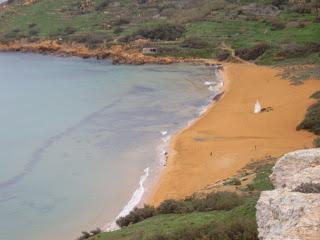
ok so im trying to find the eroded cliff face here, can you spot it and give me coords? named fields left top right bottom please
left=256, top=149, right=320, bottom=240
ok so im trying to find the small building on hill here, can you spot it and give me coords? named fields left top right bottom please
left=142, top=47, right=158, bottom=55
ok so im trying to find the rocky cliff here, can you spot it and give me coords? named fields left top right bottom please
left=256, top=149, right=320, bottom=240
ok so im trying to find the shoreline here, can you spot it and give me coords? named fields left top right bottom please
left=108, top=65, right=225, bottom=230
left=0, top=40, right=208, bottom=65
left=148, top=62, right=320, bottom=206
left=1, top=46, right=319, bottom=230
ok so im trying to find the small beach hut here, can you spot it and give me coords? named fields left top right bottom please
left=254, top=100, right=262, bottom=113
left=142, top=47, right=158, bottom=55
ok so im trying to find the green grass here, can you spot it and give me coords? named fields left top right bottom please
left=1, top=0, right=319, bottom=65
left=82, top=161, right=274, bottom=240
left=251, top=164, right=274, bottom=191
left=90, top=199, right=257, bottom=240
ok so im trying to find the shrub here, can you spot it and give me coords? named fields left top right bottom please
left=235, top=43, right=270, bottom=61
left=247, top=184, right=255, bottom=191
left=116, top=205, right=156, bottom=227
left=224, top=178, right=241, bottom=186
left=314, top=137, right=320, bottom=147
left=28, top=23, right=37, bottom=28
left=272, top=0, right=289, bottom=8
left=192, top=192, right=243, bottom=211
left=310, top=91, right=320, bottom=99
left=207, top=218, right=258, bottom=240
left=95, top=0, right=110, bottom=11
left=114, top=18, right=130, bottom=26
left=64, top=26, right=77, bottom=35
left=147, top=218, right=258, bottom=240
left=157, top=199, right=191, bottom=214
left=135, top=22, right=185, bottom=41
left=270, top=22, right=286, bottom=31
left=216, top=51, right=230, bottom=61
left=29, top=29, right=39, bottom=36
left=180, top=36, right=209, bottom=49
left=66, top=32, right=111, bottom=48
left=297, top=101, right=320, bottom=135
left=294, top=183, right=320, bottom=193
left=77, top=228, right=101, bottom=240
left=113, top=26, right=124, bottom=34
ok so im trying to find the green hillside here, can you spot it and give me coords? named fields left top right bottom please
left=1, top=0, right=320, bottom=65
left=75, top=159, right=275, bottom=240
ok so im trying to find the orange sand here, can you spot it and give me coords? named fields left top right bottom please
left=149, top=63, right=320, bottom=205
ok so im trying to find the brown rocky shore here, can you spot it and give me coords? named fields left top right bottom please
left=0, top=39, right=205, bottom=65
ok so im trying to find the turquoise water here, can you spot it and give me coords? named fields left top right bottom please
left=0, top=53, right=222, bottom=240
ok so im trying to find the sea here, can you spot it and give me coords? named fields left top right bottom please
left=0, top=52, right=223, bottom=240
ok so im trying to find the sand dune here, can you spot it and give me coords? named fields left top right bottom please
left=149, top=63, right=320, bottom=205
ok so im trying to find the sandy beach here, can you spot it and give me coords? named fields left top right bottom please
left=149, top=63, right=320, bottom=205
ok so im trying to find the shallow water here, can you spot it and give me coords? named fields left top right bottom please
left=0, top=53, right=222, bottom=240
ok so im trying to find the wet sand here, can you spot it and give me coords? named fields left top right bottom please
left=149, top=63, right=320, bottom=205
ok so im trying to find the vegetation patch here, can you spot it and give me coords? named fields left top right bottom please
left=294, top=183, right=320, bottom=194
left=86, top=158, right=275, bottom=240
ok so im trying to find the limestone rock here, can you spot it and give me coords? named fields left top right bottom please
left=257, top=190, right=320, bottom=240
left=271, top=148, right=320, bottom=190
left=256, top=148, right=320, bottom=240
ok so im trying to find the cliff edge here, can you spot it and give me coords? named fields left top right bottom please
left=256, top=149, right=320, bottom=240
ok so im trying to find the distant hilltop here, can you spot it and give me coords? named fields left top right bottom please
left=0, top=0, right=319, bottom=66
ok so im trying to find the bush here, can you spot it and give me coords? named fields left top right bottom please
left=224, top=178, right=241, bottom=186
left=314, top=137, right=320, bottom=147
left=216, top=51, right=230, bottom=61
left=95, top=0, right=110, bottom=11
left=28, top=23, right=37, bottom=28
left=270, top=22, right=286, bottom=31
left=207, top=218, right=258, bottom=240
left=114, top=18, right=130, bottom=26
left=294, top=183, right=320, bottom=193
left=116, top=205, right=156, bottom=227
left=180, top=36, right=209, bottom=49
left=29, top=29, right=39, bottom=36
left=113, top=26, right=124, bottom=34
left=157, top=199, right=191, bottom=214
left=278, top=43, right=320, bottom=59
left=192, top=192, right=243, bottom=211
left=310, top=91, right=320, bottom=99
left=64, top=26, right=77, bottom=35
left=77, top=228, right=101, bottom=240
left=297, top=101, right=320, bottom=135
left=147, top=218, right=258, bottom=240
left=135, top=22, right=185, bottom=41
left=236, top=43, right=269, bottom=61
left=66, top=33, right=111, bottom=48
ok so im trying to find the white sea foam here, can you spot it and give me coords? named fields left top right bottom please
left=161, top=130, right=168, bottom=136
left=104, top=167, right=150, bottom=231
left=204, top=81, right=214, bottom=86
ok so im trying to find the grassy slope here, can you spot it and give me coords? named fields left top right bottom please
left=0, top=0, right=319, bottom=65
left=84, top=160, right=274, bottom=240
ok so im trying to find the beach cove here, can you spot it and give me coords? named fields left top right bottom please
left=149, top=63, right=320, bottom=205
left=0, top=52, right=222, bottom=240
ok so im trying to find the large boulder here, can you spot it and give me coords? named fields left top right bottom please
left=256, top=148, right=320, bottom=240
left=270, top=148, right=320, bottom=190
left=257, top=190, right=320, bottom=240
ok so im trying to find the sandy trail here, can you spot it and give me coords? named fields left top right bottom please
left=148, top=63, right=320, bottom=205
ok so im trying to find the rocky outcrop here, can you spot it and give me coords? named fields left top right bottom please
left=256, top=149, right=320, bottom=240
left=271, top=149, right=320, bottom=191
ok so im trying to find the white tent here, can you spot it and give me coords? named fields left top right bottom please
left=254, top=100, right=262, bottom=113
